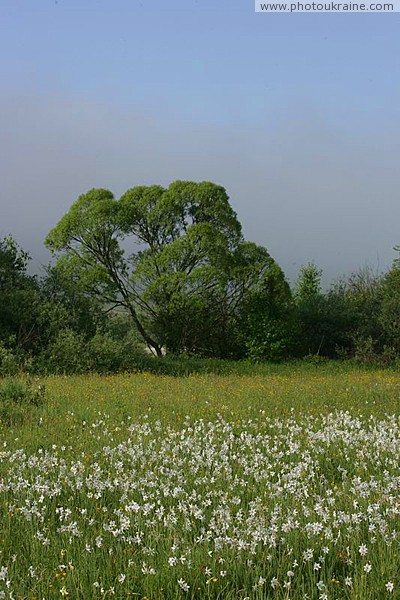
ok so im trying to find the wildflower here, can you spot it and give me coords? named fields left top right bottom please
left=117, top=573, right=126, bottom=584
left=60, top=587, right=69, bottom=597
left=364, top=563, right=372, bottom=574
left=345, top=576, right=352, bottom=587
left=177, top=578, right=190, bottom=592
left=271, top=577, right=279, bottom=589
left=314, top=563, right=321, bottom=571
left=359, top=544, right=368, bottom=556
left=28, top=566, right=37, bottom=578
left=283, top=581, right=291, bottom=589
left=303, top=549, right=313, bottom=561
left=386, top=582, right=394, bottom=593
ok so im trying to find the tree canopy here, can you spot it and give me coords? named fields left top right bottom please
left=45, top=181, right=288, bottom=357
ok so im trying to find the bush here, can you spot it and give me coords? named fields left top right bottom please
left=0, top=340, right=31, bottom=376
left=0, top=379, right=46, bottom=426
left=39, top=328, right=90, bottom=374
left=0, top=342, right=20, bottom=376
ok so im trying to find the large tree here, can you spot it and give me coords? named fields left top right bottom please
left=45, top=181, right=286, bottom=357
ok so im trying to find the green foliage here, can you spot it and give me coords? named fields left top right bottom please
left=0, top=378, right=46, bottom=426
left=0, top=340, right=22, bottom=376
left=33, top=325, right=146, bottom=375
left=86, top=329, right=142, bottom=373
left=293, top=265, right=390, bottom=359
left=46, top=182, right=287, bottom=359
left=0, top=236, right=40, bottom=351
left=238, top=260, right=295, bottom=361
left=379, top=267, right=400, bottom=353
left=0, top=235, right=30, bottom=287
left=41, top=328, right=90, bottom=375
left=244, top=316, right=294, bottom=362
left=295, top=261, right=322, bottom=302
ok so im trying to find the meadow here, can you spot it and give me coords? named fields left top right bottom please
left=0, top=363, right=399, bottom=599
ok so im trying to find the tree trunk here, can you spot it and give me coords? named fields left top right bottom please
left=126, top=303, right=163, bottom=357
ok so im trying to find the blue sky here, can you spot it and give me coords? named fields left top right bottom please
left=1, top=0, right=399, bottom=283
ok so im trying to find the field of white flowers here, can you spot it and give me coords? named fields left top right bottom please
left=0, top=407, right=399, bottom=599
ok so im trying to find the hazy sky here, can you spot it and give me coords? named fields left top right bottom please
left=1, top=0, right=399, bottom=284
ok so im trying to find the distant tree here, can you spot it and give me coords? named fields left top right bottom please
left=393, top=244, right=400, bottom=269
left=238, top=257, right=295, bottom=361
left=295, top=262, right=322, bottom=303
left=379, top=267, right=400, bottom=354
left=294, top=263, right=326, bottom=355
left=45, top=182, right=287, bottom=358
left=0, top=236, right=39, bottom=350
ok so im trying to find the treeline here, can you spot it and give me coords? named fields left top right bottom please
left=1, top=181, right=399, bottom=374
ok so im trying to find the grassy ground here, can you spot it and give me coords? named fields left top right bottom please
left=4, top=363, right=399, bottom=451
left=0, top=363, right=399, bottom=599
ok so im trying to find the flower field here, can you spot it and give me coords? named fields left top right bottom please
left=0, top=367, right=399, bottom=599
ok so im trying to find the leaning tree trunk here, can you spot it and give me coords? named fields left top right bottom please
left=127, top=304, right=163, bottom=357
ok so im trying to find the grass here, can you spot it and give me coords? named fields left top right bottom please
left=0, top=362, right=399, bottom=599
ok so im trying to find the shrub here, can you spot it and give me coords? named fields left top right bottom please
left=0, top=342, right=20, bottom=376
left=41, top=328, right=90, bottom=374
left=0, top=340, right=31, bottom=376
left=0, top=379, right=46, bottom=426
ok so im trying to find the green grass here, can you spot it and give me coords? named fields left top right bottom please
left=0, top=362, right=399, bottom=599
left=2, top=362, right=398, bottom=451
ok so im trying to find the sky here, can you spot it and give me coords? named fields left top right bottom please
left=1, top=0, right=399, bottom=285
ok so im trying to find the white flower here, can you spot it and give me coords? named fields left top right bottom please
left=359, top=544, right=368, bottom=556
left=117, top=573, right=126, bottom=584
left=28, top=566, right=37, bottom=578
left=386, top=582, right=394, bottom=593
left=178, top=578, right=190, bottom=592
left=314, top=563, right=321, bottom=571
left=283, top=581, right=291, bottom=589
left=364, top=563, right=372, bottom=574
left=303, top=549, right=313, bottom=561
left=271, top=577, right=279, bottom=589
left=345, top=576, right=352, bottom=587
